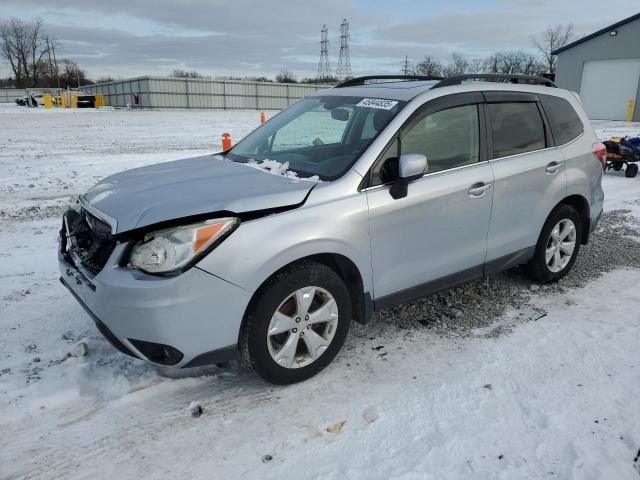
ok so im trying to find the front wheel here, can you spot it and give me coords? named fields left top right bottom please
left=526, top=205, right=582, bottom=283
left=240, top=261, right=351, bottom=384
left=625, top=163, right=638, bottom=178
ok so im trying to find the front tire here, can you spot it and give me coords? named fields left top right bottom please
left=625, top=163, right=638, bottom=178
left=240, top=261, right=351, bottom=384
left=526, top=205, right=582, bottom=283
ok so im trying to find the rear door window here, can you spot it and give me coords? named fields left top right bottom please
left=488, top=102, right=546, bottom=158
left=540, top=95, right=584, bottom=145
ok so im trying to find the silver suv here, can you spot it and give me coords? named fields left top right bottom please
left=59, top=74, right=605, bottom=384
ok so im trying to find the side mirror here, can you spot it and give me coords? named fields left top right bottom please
left=390, top=154, right=427, bottom=199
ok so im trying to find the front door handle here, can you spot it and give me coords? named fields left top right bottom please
left=468, top=182, right=491, bottom=198
left=546, top=162, right=560, bottom=174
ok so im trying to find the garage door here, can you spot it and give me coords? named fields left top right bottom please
left=579, top=59, right=640, bottom=120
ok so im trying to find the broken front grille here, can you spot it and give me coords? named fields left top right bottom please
left=61, top=207, right=116, bottom=275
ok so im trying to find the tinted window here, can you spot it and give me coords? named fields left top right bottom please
left=402, top=104, right=480, bottom=173
left=540, top=95, right=584, bottom=145
left=370, top=105, right=480, bottom=186
left=488, top=102, right=546, bottom=158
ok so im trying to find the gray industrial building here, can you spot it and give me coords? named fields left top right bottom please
left=82, top=76, right=330, bottom=110
left=553, top=12, right=640, bottom=121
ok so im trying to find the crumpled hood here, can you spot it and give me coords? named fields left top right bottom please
left=82, top=155, right=316, bottom=233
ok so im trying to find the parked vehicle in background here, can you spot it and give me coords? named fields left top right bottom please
left=59, top=74, right=604, bottom=384
left=15, top=94, right=42, bottom=106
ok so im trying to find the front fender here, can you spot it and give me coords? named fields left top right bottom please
left=195, top=191, right=373, bottom=298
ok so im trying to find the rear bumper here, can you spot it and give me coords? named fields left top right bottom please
left=59, top=249, right=251, bottom=368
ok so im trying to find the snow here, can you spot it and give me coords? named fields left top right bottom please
left=1, top=104, right=640, bottom=479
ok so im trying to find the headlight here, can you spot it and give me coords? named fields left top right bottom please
left=128, top=217, right=238, bottom=274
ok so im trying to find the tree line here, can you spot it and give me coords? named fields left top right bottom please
left=412, top=24, right=573, bottom=78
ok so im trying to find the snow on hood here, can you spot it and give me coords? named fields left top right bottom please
left=82, top=154, right=318, bottom=234
left=240, top=159, right=321, bottom=183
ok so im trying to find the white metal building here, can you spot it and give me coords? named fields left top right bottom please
left=81, top=77, right=331, bottom=110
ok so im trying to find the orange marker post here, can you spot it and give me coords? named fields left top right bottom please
left=260, top=112, right=266, bottom=124
left=221, top=132, right=232, bottom=150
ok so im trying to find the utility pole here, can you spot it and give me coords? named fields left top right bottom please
left=50, top=40, right=60, bottom=88
left=317, top=24, right=331, bottom=81
left=402, top=55, right=412, bottom=76
left=335, top=19, right=352, bottom=80
left=46, top=37, right=54, bottom=87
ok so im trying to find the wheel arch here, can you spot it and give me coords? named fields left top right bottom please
left=238, top=253, right=373, bottom=345
left=557, top=194, right=590, bottom=244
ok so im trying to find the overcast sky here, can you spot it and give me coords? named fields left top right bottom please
left=1, top=0, right=638, bottom=80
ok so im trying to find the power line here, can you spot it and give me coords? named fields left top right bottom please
left=336, top=19, right=352, bottom=80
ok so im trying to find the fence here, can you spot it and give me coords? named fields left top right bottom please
left=82, top=76, right=333, bottom=110
left=0, top=87, right=65, bottom=103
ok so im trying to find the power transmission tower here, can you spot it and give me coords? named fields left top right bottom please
left=317, top=25, right=331, bottom=81
left=335, top=19, right=352, bottom=80
left=402, top=55, right=413, bottom=75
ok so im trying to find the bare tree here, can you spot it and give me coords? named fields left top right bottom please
left=0, top=18, right=49, bottom=87
left=533, top=23, right=573, bottom=75
left=443, top=52, right=470, bottom=76
left=415, top=56, right=442, bottom=77
left=59, top=59, right=91, bottom=87
left=171, top=69, right=204, bottom=79
left=275, top=69, right=297, bottom=83
left=483, top=51, right=544, bottom=75
left=468, top=57, right=485, bottom=74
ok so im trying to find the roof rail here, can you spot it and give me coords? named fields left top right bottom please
left=432, top=74, right=557, bottom=89
left=335, top=75, right=444, bottom=88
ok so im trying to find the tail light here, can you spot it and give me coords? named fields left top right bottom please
left=592, top=142, right=607, bottom=170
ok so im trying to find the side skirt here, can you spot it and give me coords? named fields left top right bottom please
left=373, top=247, right=535, bottom=312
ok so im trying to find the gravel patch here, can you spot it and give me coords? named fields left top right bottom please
left=357, top=210, right=640, bottom=337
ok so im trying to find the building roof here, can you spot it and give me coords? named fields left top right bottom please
left=552, top=12, right=640, bottom=55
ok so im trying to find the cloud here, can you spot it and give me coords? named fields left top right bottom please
left=0, top=0, right=638, bottom=79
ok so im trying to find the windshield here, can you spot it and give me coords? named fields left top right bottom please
left=226, top=95, right=405, bottom=180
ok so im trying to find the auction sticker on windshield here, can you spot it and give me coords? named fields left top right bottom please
left=356, top=98, right=399, bottom=110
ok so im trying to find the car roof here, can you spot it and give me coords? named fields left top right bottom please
left=310, top=80, right=439, bottom=101
left=311, top=79, right=566, bottom=102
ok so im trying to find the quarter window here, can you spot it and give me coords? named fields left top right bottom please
left=540, top=95, right=584, bottom=145
left=488, top=102, right=546, bottom=158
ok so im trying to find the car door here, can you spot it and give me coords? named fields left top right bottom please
left=483, top=92, right=567, bottom=270
left=364, top=93, right=495, bottom=306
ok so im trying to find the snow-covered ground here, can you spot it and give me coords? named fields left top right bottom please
left=1, top=105, right=640, bottom=479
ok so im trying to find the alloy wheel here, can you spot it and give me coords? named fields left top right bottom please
left=266, top=286, right=339, bottom=369
left=545, top=219, right=576, bottom=273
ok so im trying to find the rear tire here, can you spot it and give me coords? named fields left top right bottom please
left=525, top=205, right=582, bottom=283
left=240, top=261, right=351, bottom=385
left=625, top=163, right=638, bottom=178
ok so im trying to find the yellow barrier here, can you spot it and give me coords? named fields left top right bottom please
left=55, top=95, right=64, bottom=108
left=95, top=94, right=105, bottom=107
left=43, top=94, right=52, bottom=109
left=626, top=99, right=635, bottom=122
left=71, top=96, right=78, bottom=108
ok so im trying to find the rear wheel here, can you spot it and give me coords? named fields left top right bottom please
left=526, top=205, right=581, bottom=283
left=611, top=161, right=623, bottom=171
left=625, top=163, right=638, bottom=178
left=240, top=261, right=351, bottom=384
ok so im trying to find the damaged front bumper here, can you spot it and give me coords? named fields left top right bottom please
left=58, top=207, right=251, bottom=368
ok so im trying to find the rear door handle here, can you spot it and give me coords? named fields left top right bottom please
left=546, top=162, right=560, bottom=174
left=468, top=182, right=491, bottom=198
